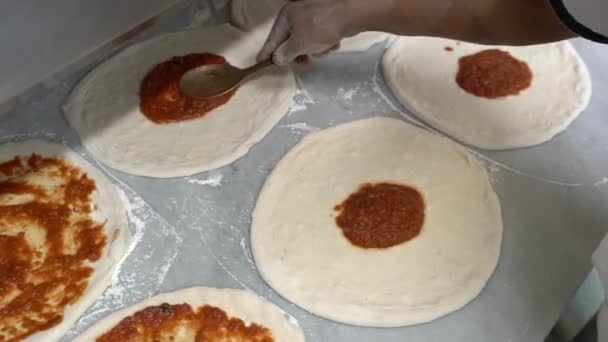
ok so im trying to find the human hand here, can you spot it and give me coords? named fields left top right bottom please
left=257, top=0, right=351, bottom=65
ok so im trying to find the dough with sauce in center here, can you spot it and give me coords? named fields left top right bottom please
left=64, top=24, right=296, bottom=178
left=251, top=117, right=503, bottom=327
left=382, top=37, right=591, bottom=149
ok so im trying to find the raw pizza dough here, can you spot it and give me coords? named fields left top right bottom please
left=75, top=287, right=305, bottom=341
left=0, top=140, right=130, bottom=341
left=230, top=0, right=392, bottom=53
left=251, top=117, right=503, bottom=327
left=65, top=24, right=296, bottom=178
left=383, top=37, right=591, bottom=150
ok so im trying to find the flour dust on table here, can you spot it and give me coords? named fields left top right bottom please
left=230, top=0, right=392, bottom=52
left=383, top=37, right=591, bottom=150
left=251, top=117, right=503, bottom=327
left=75, top=287, right=305, bottom=341
left=65, top=24, right=296, bottom=178
left=0, top=140, right=130, bottom=341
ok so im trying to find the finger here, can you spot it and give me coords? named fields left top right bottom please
left=257, top=7, right=291, bottom=62
left=294, top=55, right=310, bottom=65
left=273, top=37, right=302, bottom=65
left=312, top=43, right=340, bottom=58
left=312, top=51, right=330, bottom=58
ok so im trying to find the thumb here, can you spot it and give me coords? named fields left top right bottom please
left=257, top=8, right=290, bottom=62
left=312, top=42, right=341, bottom=57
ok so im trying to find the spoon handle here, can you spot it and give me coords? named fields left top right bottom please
left=242, top=59, right=274, bottom=77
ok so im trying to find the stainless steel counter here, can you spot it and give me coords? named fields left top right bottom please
left=0, top=0, right=187, bottom=112
left=1, top=2, right=608, bottom=341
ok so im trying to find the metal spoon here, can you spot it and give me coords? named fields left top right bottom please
left=180, top=59, right=274, bottom=99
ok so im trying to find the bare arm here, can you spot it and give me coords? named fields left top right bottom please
left=259, top=0, right=575, bottom=65
left=362, top=0, right=574, bottom=45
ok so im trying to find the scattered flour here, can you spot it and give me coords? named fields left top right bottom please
left=240, top=237, right=255, bottom=266
left=594, top=177, right=608, bottom=186
left=284, top=122, right=321, bottom=134
left=488, top=164, right=501, bottom=173
left=289, top=88, right=316, bottom=114
left=116, top=189, right=146, bottom=268
left=0, top=130, right=60, bottom=142
left=287, top=315, right=301, bottom=328
left=187, top=172, right=223, bottom=187
left=66, top=167, right=183, bottom=338
left=337, top=86, right=360, bottom=101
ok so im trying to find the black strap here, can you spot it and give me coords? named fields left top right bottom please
left=550, top=0, right=608, bottom=43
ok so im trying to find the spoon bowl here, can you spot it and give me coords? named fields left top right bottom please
left=180, top=59, right=273, bottom=99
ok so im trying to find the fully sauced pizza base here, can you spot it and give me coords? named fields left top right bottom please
left=0, top=154, right=113, bottom=341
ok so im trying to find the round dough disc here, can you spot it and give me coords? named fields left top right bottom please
left=230, top=0, right=391, bottom=53
left=0, top=140, right=130, bottom=341
left=64, top=24, right=296, bottom=178
left=382, top=37, right=591, bottom=150
left=251, top=117, right=503, bottom=327
left=75, top=287, right=305, bottom=341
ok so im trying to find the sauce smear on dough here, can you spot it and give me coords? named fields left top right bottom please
left=456, top=49, right=532, bottom=99
left=97, top=303, right=274, bottom=341
left=0, top=154, right=109, bottom=340
left=334, top=183, right=425, bottom=249
left=140, top=53, right=238, bottom=124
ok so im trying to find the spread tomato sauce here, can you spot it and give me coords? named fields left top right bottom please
left=334, top=183, right=425, bottom=249
left=97, top=303, right=274, bottom=342
left=0, top=154, right=109, bottom=340
left=140, top=53, right=237, bottom=124
left=456, top=49, right=533, bottom=99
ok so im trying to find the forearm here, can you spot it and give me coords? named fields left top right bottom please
left=258, top=0, right=576, bottom=65
left=346, top=0, right=575, bottom=45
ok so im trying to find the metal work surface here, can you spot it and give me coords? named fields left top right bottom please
left=0, top=0, right=187, bottom=111
left=2, top=3, right=608, bottom=342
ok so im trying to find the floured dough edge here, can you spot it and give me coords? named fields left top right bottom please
left=0, top=140, right=131, bottom=342
left=74, top=287, right=305, bottom=341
